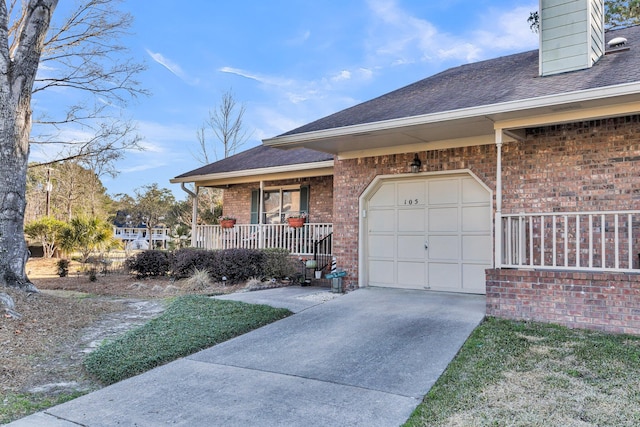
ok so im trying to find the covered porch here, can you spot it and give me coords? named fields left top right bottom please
left=195, top=222, right=333, bottom=257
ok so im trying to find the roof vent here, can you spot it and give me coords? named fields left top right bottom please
left=607, top=37, right=628, bottom=48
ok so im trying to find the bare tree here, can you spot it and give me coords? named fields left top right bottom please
left=195, top=89, right=252, bottom=163
left=0, top=0, right=145, bottom=291
left=529, top=1, right=640, bottom=33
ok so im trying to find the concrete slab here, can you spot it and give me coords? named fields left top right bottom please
left=214, top=285, right=339, bottom=313
left=7, top=287, right=485, bottom=427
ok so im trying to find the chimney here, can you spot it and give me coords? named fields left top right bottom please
left=539, top=0, right=605, bottom=76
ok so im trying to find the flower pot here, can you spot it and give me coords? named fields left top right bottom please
left=314, top=270, right=322, bottom=279
left=220, top=219, right=236, bottom=229
left=287, top=217, right=305, bottom=228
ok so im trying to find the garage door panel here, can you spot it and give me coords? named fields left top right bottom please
left=366, top=174, right=491, bottom=294
left=429, top=207, right=459, bottom=232
left=397, top=261, right=426, bottom=287
left=462, top=264, right=488, bottom=292
left=462, top=235, right=493, bottom=261
left=397, top=181, right=426, bottom=206
left=368, top=235, right=395, bottom=258
left=398, top=235, right=425, bottom=259
left=369, top=209, right=395, bottom=232
left=369, top=260, right=395, bottom=285
left=428, top=235, right=459, bottom=260
left=462, top=206, right=490, bottom=232
left=428, top=263, right=459, bottom=289
left=429, top=179, right=459, bottom=205
left=369, top=183, right=395, bottom=207
left=462, top=178, right=488, bottom=203
left=398, top=209, right=425, bottom=232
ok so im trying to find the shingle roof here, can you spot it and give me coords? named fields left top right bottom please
left=174, top=145, right=334, bottom=179
left=281, top=26, right=640, bottom=137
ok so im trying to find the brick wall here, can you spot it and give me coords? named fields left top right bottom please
left=220, top=175, right=333, bottom=224
left=502, top=116, right=640, bottom=214
left=487, top=269, right=640, bottom=335
left=333, top=147, right=497, bottom=288
left=332, top=114, right=640, bottom=291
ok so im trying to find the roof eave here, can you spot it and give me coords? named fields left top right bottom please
left=170, top=160, right=335, bottom=185
left=263, top=81, right=640, bottom=150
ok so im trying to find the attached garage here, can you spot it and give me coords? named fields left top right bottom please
left=361, top=172, right=492, bottom=294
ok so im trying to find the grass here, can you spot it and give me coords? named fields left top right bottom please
left=1, top=392, right=84, bottom=424
left=404, top=317, right=640, bottom=427
left=84, top=296, right=292, bottom=385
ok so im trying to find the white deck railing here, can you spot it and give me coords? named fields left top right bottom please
left=113, top=227, right=170, bottom=241
left=501, top=210, right=640, bottom=272
left=195, top=223, right=333, bottom=256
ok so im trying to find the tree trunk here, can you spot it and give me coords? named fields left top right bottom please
left=0, top=103, right=37, bottom=291
left=0, top=0, right=58, bottom=291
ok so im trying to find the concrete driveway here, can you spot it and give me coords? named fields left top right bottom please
left=8, top=287, right=485, bottom=427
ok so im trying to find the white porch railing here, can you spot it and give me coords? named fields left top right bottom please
left=195, top=223, right=333, bottom=256
left=113, top=227, right=170, bottom=241
left=501, top=210, right=640, bottom=272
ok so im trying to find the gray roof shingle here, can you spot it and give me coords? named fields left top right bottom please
left=174, top=145, right=333, bottom=179
left=281, top=26, right=640, bottom=137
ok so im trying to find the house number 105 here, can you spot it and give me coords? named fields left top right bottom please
left=404, top=199, right=419, bottom=205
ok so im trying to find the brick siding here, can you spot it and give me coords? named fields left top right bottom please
left=220, top=115, right=640, bottom=333
left=221, top=175, right=333, bottom=224
left=487, top=269, right=640, bottom=335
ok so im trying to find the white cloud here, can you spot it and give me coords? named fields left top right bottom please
left=286, top=30, right=311, bottom=46
left=146, top=49, right=199, bottom=85
left=332, top=70, right=352, bottom=82
left=365, top=0, right=538, bottom=66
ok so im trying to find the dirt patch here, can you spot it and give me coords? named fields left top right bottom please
left=1, top=258, right=246, bottom=399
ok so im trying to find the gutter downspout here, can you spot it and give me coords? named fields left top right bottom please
left=494, top=129, right=503, bottom=268
left=181, top=183, right=199, bottom=247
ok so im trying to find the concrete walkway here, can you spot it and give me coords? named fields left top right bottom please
left=7, top=287, right=485, bottom=427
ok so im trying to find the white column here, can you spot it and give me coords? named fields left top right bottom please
left=495, top=129, right=503, bottom=268
left=258, top=180, right=264, bottom=249
left=191, top=186, right=199, bottom=247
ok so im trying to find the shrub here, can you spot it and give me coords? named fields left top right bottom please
left=213, top=248, right=264, bottom=284
left=171, top=248, right=216, bottom=279
left=182, top=268, right=212, bottom=291
left=262, top=248, right=297, bottom=279
left=56, top=259, right=70, bottom=277
left=125, top=250, right=170, bottom=278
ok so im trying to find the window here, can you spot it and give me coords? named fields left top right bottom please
left=251, top=186, right=309, bottom=224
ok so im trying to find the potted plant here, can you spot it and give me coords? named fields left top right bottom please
left=219, top=215, right=236, bottom=229
left=287, top=213, right=307, bottom=228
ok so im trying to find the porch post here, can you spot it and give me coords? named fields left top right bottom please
left=495, top=129, right=503, bottom=268
left=180, top=183, right=199, bottom=248
left=258, top=180, right=264, bottom=249
left=191, top=186, right=199, bottom=248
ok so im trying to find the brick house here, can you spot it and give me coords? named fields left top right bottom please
left=174, top=0, right=640, bottom=334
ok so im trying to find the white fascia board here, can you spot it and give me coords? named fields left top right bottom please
left=169, top=160, right=334, bottom=184
left=263, top=81, right=640, bottom=147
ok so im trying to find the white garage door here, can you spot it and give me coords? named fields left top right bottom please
left=366, top=174, right=492, bottom=294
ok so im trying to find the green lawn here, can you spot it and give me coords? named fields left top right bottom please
left=84, top=296, right=292, bottom=385
left=405, top=317, right=640, bottom=427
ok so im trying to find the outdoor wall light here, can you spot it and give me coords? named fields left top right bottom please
left=410, top=153, right=422, bottom=173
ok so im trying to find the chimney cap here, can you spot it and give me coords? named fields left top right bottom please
left=608, top=37, right=628, bottom=48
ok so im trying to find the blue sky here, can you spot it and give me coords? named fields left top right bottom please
left=31, top=0, right=539, bottom=200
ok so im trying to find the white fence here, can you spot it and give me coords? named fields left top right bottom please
left=195, top=223, right=333, bottom=256
left=501, top=211, right=640, bottom=272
